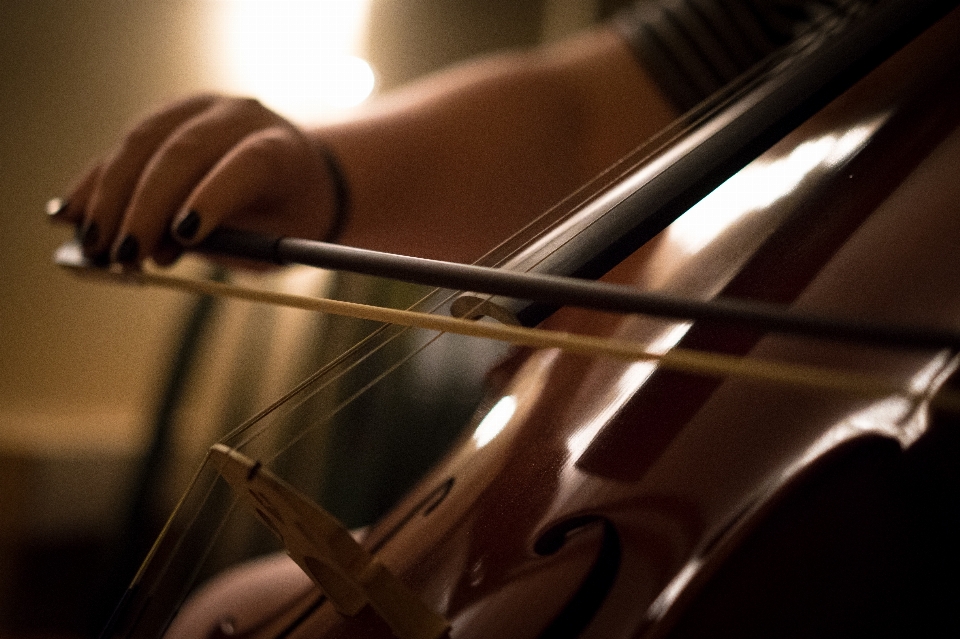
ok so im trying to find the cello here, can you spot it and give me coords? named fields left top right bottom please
left=76, top=0, right=960, bottom=637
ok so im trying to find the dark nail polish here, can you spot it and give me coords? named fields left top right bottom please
left=46, top=198, right=69, bottom=217
left=80, top=222, right=100, bottom=249
left=154, top=242, right=184, bottom=266
left=154, top=235, right=184, bottom=266
left=116, top=235, right=140, bottom=263
left=175, top=210, right=201, bottom=240
left=89, top=252, right=111, bottom=268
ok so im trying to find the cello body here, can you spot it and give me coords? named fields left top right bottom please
left=163, top=6, right=960, bottom=639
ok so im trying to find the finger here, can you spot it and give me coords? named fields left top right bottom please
left=81, top=94, right=221, bottom=256
left=47, top=161, right=102, bottom=226
left=113, top=99, right=285, bottom=263
left=152, top=238, right=184, bottom=266
left=170, top=125, right=330, bottom=246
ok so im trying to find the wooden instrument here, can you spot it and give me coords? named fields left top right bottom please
left=82, top=1, right=960, bottom=637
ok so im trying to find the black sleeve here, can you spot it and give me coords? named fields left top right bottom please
left=614, top=0, right=874, bottom=111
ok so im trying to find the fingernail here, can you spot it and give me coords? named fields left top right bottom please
left=46, top=198, right=69, bottom=217
left=116, top=235, right=140, bottom=264
left=155, top=233, right=184, bottom=265
left=174, top=210, right=201, bottom=240
left=80, top=222, right=100, bottom=249
left=89, top=252, right=111, bottom=268
left=154, top=241, right=184, bottom=266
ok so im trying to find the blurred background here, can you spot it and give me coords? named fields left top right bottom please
left=0, top=1, right=629, bottom=636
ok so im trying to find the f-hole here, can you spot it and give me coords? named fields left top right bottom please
left=534, top=516, right=621, bottom=638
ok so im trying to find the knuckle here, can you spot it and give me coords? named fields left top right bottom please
left=237, top=96, right=264, bottom=110
left=229, top=96, right=284, bottom=126
left=157, top=131, right=205, bottom=159
left=230, top=96, right=266, bottom=117
left=239, top=129, right=291, bottom=167
left=165, top=93, right=222, bottom=115
left=187, top=92, right=225, bottom=106
left=120, top=119, right=163, bottom=152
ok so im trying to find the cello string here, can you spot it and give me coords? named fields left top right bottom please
left=225, top=317, right=450, bottom=455
left=391, top=67, right=713, bottom=275
left=111, top=257, right=958, bottom=622
left=73, top=263, right=960, bottom=414
left=207, top=231, right=960, bottom=351
left=260, top=330, right=450, bottom=464
left=215, top=272, right=481, bottom=453
left=124, top=294, right=478, bottom=614
left=60, top=237, right=960, bottom=607
left=93, top=4, right=960, bottom=626
left=66, top=162, right=621, bottom=610
left=109, top=245, right=958, bottom=638
left=219, top=316, right=417, bottom=450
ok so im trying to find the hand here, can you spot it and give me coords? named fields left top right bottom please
left=50, top=94, right=339, bottom=265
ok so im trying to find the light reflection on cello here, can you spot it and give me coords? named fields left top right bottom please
left=54, top=1, right=960, bottom=637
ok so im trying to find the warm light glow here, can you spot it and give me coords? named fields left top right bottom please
left=647, top=558, right=705, bottom=623
left=473, top=396, right=517, bottom=448
left=564, top=360, right=657, bottom=458
left=566, top=323, right=691, bottom=458
left=218, top=0, right=375, bottom=121
left=669, top=115, right=889, bottom=256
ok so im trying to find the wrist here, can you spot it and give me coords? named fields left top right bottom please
left=313, top=139, right=350, bottom=243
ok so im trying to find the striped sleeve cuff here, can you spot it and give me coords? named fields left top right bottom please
left=614, top=0, right=869, bottom=111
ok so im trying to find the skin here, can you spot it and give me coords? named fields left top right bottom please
left=53, top=27, right=678, bottom=265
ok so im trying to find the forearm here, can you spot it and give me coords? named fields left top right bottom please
left=54, top=1, right=859, bottom=269
left=318, top=27, right=678, bottom=263
left=53, top=27, right=677, bottom=267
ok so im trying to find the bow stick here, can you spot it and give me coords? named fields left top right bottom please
left=196, top=229, right=960, bottom=352
left=54, top=238, right=960, bottom=413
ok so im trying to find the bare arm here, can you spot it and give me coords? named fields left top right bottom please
left=325, top=28, right=677, bottom=261
left=54, top=27, right=677, bottom=265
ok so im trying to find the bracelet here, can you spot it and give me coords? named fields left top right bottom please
left=317, top=141, right=350, bottom=243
